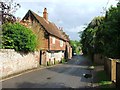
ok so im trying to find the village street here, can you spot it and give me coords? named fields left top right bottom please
left=2, top=55, right=94, bottom=88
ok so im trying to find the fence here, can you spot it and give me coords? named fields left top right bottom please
left=94, top=54, right=104, bottom=65
left=104, top=58, right=112, bottom=80
left=104, top=58, right=117, bottom=82
left=116, top=62, right=120, bottom=88
left=104, top=57, right=120, bottom=88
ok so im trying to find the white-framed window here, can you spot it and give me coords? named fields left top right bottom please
left=52, top=37, right=55, bottom=44
left=51, top=53, right=54, bottom=58
left=60, top=40, right=63, bottom=47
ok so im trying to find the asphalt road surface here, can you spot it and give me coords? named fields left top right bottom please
left=2, top=55, right=93, bottom=88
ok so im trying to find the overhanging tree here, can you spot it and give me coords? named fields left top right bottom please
left=102, top=3, right=120, bottom=58
left=80, top=16, right=105, bottom=56
left=80, top=2, right=120, bottom=59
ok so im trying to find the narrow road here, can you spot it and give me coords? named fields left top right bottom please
left=2, top=55, right=93, bottom=88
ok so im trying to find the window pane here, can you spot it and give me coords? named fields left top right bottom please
left=52, top=37, right=55, bottom=44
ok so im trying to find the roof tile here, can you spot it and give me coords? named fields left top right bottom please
left=29, top=10, right=67, bottom=41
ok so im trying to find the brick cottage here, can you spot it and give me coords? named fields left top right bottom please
left=21, top=8, right=72, bottom=65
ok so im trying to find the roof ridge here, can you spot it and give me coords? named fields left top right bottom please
left=27, top=10, right=67, bottom=41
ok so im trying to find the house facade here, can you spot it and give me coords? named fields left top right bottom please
left=21, top=8, right=72, bottom=65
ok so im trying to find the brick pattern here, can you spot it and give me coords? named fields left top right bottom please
left=66, top=42, right=72, bottom=59
left=49, top=35, right=65, bottom=51
left=30, top=20, right=48, bottom=50
left=20, top=11, right=73, bottom=66
left=21, top=18, right=49, bottom=50
left=21, top=11, right=72, bottom=59
left=0, top=49, right=39, bottom=79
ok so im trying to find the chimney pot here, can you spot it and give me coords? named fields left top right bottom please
left=43, top=8, right=48, bottom=21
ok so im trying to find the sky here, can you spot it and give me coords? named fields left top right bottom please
left=2, top=0, right=118, bottom=40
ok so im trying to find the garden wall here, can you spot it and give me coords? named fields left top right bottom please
left=0, top=49, right=40, bottom=79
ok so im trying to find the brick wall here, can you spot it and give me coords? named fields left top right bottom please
left=31, top=21, right=49, bottom=50
left=0, top=49, right=40, bottom=79
left=49, top=35, right=65, bottom=51
left=66, top=42, right=72, bottom=59
left=116, top=62, right=120, bottom=88
left=21, top=18, right=49, bottom=50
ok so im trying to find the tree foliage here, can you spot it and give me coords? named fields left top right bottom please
left=102, top=3, right=120, bottom=58
left=1, top=0, right=21, bottom=23
left=70, top=40, right=81, bottom=55
left=80, top=16, right=105, bottom=55
left=2, top=23, right=37, bottom=52
left=80, top=2, right=120, bottom=59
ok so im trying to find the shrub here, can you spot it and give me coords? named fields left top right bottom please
left=55, top=60, right=59, bottom=64
left=61, top=58, right=66, bottom=63
left=2, top=23, right=37, bottom=52
left=47, top=61, right=51, bottom=66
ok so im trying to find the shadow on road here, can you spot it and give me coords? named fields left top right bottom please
left=67, top=55, right=92, bottom=66
left=2, top=55, right=99, bottom=89
left=46, top=55, right=93, bottom=84
left=15, top=81, right=109, bottom=89
left=15, top=82, right=71, bottom=88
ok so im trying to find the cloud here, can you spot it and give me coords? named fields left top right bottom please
left=67, top=32, right=80, bottom=41
left=12, top=0, right=118, bottom=40
left=65, top=25, right=86, bottom=33
left=62, top=25, right=86, bottom=40
left=7, top=0, right=58, bottom=3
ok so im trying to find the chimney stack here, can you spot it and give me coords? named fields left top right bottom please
left=43, top=8, right=48, bottom=21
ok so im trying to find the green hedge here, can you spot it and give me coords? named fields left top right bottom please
left=2, top=23, right=37, bottom=52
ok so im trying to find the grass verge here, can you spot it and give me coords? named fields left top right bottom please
left=96, top=70, right=114, bottom=88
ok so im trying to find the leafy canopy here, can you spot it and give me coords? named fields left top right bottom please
left=70, top=40, right=82, bottom=55
left=102, top=4, right=120, bottom=58
left=80, top=16, right=105, bottom=55
left=80, top=2, right=120, bottom=59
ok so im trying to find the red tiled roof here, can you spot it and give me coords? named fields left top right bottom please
left=24, top=10, right=67, bottom=41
